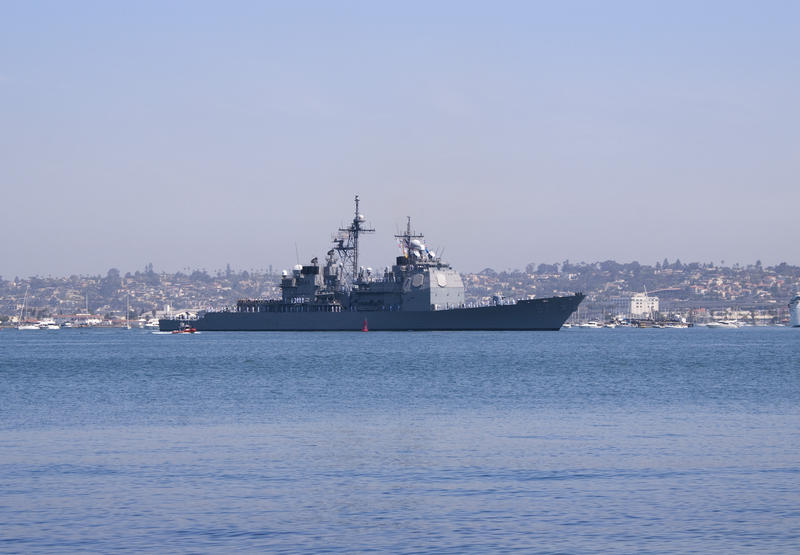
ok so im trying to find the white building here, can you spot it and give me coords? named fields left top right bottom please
left=630, top=293, right=659, bottom=317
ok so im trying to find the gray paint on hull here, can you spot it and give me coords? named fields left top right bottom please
left=160, top=294, right=584, bottom=331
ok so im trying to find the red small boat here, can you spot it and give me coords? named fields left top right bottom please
left=172, top=327, right=197, bottom=334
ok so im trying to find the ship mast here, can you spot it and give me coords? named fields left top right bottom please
left=333, top=195, right=374, bottom=286
left=395, top=216, right=424, bottom=257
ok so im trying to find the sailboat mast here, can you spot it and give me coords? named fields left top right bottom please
left=19, top=285, right=29, bottom=323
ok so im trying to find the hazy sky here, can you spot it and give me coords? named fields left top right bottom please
left=2, top=1, right=798, bottom=277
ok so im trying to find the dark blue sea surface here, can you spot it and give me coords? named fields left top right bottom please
left=1, top=328, right=798, bottom=553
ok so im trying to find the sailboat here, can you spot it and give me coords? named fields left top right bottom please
left=17, top=286, right=40, bottom=330
left=126, top=293, right=131, bottom=330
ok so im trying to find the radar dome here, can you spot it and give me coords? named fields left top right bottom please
left=357, top=214, right=366, bottom=222
left=410, top=239, right=423, bottom=249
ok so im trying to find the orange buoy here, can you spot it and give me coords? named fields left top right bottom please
left=361, top=318, right=368, bottom=332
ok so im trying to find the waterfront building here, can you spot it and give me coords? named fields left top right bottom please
left=630, top=293, right=659, bottom=317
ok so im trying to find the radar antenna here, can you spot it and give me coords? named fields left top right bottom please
left=332, top=195, right=374, bottom=286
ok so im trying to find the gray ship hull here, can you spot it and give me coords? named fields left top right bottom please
left=159, top=294, right=584, bottom=331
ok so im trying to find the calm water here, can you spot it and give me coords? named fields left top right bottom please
left=1, top=328, right=798, bottom=553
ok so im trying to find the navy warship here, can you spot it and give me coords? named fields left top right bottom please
left=159, top=196, right=584, bottom=331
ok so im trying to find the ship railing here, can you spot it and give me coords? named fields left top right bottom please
left=171, top=313, right=199, bottom=320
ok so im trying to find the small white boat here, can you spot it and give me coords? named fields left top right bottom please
left=706, top=320, right=741, bottom=329
left=17, top=323, right=41, bottom=330
left=790, top=293, right=800, bottom=327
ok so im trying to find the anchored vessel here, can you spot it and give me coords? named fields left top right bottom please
left=790, top=293, right=800, bottom=327
left=160, top=197, right=584, bottom=331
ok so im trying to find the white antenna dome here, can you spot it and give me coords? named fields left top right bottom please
left=281, top=270, right=288, bottom=277
left=410, top=239, right=422, bottom=249
left=357, top=214, right=366, bottom=222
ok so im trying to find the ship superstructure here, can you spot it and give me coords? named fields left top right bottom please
left=160, top=196, right=584, bottom=331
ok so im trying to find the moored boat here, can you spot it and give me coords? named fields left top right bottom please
left=706, top=320, right=741, bottom=329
